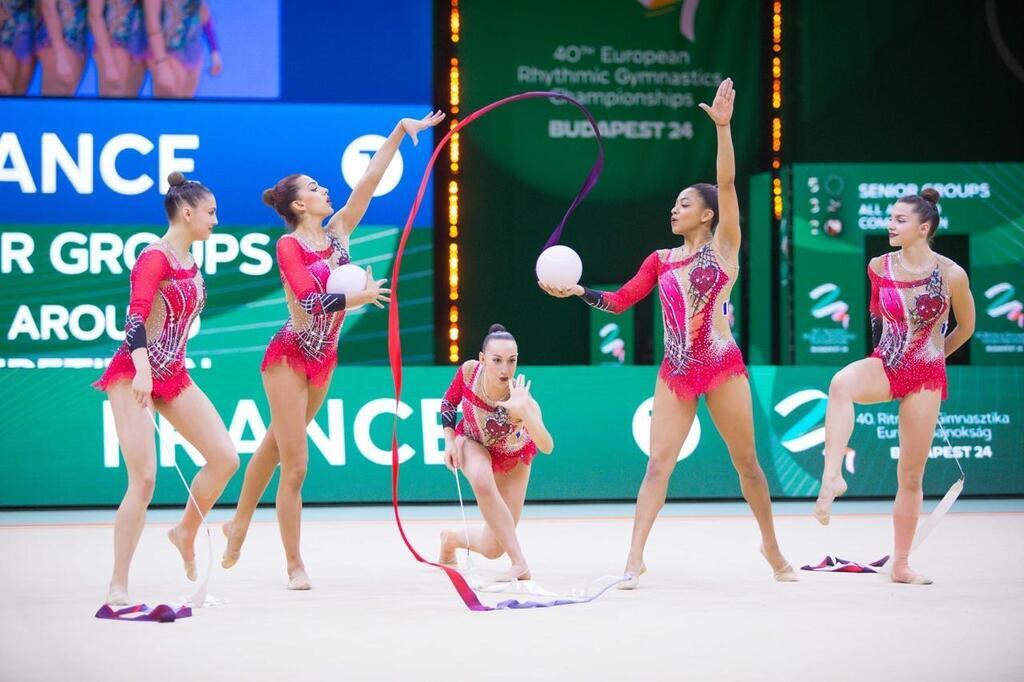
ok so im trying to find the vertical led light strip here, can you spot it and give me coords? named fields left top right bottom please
left=770, top=1, right=783, bottom=219
left=447, top=0, right=461, bottom=363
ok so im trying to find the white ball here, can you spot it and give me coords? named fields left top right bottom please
left=326, top=263, right=367, bottom=296
left=535, top=245, right=583, bottom=289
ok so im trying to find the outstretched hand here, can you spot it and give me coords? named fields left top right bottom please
left=698, top=77, right=735, bottom=127
left=495, top=374, right=534, bottom=421
left=400, top=110, right=446, bottom=146
left=362, top=265, right=391, bottom=309
left=538, top=281, right=583, bottom=298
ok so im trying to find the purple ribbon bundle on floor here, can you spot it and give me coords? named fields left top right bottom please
left=95, top=603, right=192, bottom=623
left=801, top=555, right=890, bottom=573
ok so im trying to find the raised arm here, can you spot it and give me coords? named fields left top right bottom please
left=328, top=111, right=446, bottom=237
left=699, top=77, right=740, bottom=259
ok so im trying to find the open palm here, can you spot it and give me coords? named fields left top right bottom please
left=495, top=375, right=533, bottom=420
left=698, top=77, right=735, bottom=126
left=400, top=110, right=446, bottom=146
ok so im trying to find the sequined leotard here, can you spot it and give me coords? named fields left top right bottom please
left=581, top=242, right=747, bottom=400
left=94, top=242, right=206, bottom=402
left=260, top=232, right=350, bottom=387
left=869, top=252, right=951, bottom=400
left=440, top=361, right=536, bottom=473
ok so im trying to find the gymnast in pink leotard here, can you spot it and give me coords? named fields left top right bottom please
left=541, top=78, right=797, bottom=588
left=437, top=324, right=554, bottom=582
left=815, top=188, right=976, bottom=585
left=94, top=172, right=239, bottom=606
left=576, top=238, right=747, bottom=402
left=221, top=111, right=445, bottom=591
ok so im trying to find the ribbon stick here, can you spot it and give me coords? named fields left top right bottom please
left=388, top=92, right=608, bottom=611
left=912, top=420, right=966, bottom=552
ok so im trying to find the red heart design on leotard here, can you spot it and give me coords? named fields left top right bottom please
left=689, top=265, right=718, bottom=296
left=914, top=293, right=944, bottom=321
left=484, top=418, right=514, bottom=440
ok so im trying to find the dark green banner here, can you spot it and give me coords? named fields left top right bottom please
left=0, top=225, right=434, bottom=367
left=791, top=163, right=1024, bottom=365
left=589, top=284, right=634, bottom=365
left=457, top=0, right=760, bottom=363
left=1, top=364, right=1019, bottom=507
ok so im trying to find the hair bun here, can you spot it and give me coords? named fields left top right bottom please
left=487, top=323, right=506, bottom=334
left=920, top=187, right=940, bottom=205
left=167, top=171, right=187, bottom=188
left=262, top=187, right=277, bottom=206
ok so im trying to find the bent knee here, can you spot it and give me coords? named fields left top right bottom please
left=829, top=371, right=856, bottom=400
left=479, top=542, right=504, bottom=560
left=469, top=475, right=498, bottom=498
left=212, top=449, right=240, bottom=478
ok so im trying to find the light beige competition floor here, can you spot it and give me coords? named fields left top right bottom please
left=1, top=501, right=1021, bottom=681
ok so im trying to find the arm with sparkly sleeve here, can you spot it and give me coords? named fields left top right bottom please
left=440, top=365, right=464, bottom=433
left=276, top=237, right=350, bottom=315
left=122, top=246, right=170, bottom=407
left=440, top=364, right=468, bottom=471
left=124, top=249, right=172, bottom=355
left=123, top=249, right=170, bottom=407
left=200, top=1, right=223, bottom=76
left=577, top=251, right=660, bottom=314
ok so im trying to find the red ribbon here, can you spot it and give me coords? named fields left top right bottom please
left=388, top=92, right=604, bottom=611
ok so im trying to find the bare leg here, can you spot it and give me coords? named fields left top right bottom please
left=117, top=48, right=148, bottom=97
left=167, top=56, right=190, bottom=97
left=221, top=425, right=279, bottom=568
left=223, top=375, right=329, bottom=569
left=706, top=374, right=796, bottom=581
left=453, top=441, right=531, bottom=580
left=891, top=389, right=942, bottom=584
left=97, top=46, right=140, bottom=97
left=440, top=460, right=530, bottom=569
left=619, top=378, right=697, bottom=589
left=0, top=52, right=14, bottom=94
left=37, top=46, right=85, bottom=95
left=815, top=358, right=891, bottom=524
left=182, top=63, right=201, bottom=97
left=123, top=57, right=146, bottom=96
left=156, top=384, right=239, bottom=581
left=13, top=55, right=35, bottom=92
left=106, top=384, right=157, bottom=604
left=258, top=364, right=315, bottom=588
left=0, top=51, right=36, bottom=94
